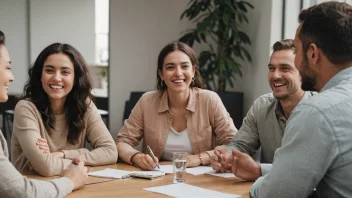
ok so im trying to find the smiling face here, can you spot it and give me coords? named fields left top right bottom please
left=268, top=49, right=302, bottom=100
left=0, top=45, right=14, bottom=102
left=41, top=53, right=75, bottom=105
left=158, top=50, right=195, bottom=94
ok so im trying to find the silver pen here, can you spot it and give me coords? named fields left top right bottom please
left=147, top=145, right=160, bottom=169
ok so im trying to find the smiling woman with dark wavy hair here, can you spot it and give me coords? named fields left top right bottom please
left=116, top=42, right=236, bottom=171
left=11, top=43, right=117, bottom=177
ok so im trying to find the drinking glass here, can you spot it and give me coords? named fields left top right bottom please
left=173, top=152, right=187, bottom=183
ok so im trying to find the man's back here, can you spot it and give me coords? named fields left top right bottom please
left=250, top=67, right=352, bottom=198
left=298, top=67, right=352, bottom=197
left=273, top=67, right=352, bottom=197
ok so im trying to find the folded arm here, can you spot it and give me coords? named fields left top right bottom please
left=12, top=104, right=72, bottom=176
left=74, top=102, right=117, bottom=165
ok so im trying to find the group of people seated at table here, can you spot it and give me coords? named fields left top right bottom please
left=0, top=1, right=352, bottom=198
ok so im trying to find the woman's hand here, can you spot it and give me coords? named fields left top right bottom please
left=131, top=153, right=159, bottom=170
left=186, top=154, right=202, bottom=167
left=36, top=138, right=65, bottom=158
left=36, top=138, right=50, bottom=154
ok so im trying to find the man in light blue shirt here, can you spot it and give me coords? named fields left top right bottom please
left=230, top=2, right=352, bottom=197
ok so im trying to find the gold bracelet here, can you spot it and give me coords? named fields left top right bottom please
left=199, top=153, right=203, bottom=165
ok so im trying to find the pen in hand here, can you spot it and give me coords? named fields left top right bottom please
left=147, top=145, right=160, bottom=169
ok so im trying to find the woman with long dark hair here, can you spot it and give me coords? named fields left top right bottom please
left=116, top=42, right=237, bottom=170
left=0, top=31, right=87, bottom=197
left=11, top=43, right=117, bottom=176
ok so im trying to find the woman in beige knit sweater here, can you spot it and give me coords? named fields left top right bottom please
left=11, top=43, right=117, bottom=177
left=0, top=30, right=87, bottom=197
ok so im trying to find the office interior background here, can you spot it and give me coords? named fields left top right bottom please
left=0, top=0, right=351, bottom=139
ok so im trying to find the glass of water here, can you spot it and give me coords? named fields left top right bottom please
left=173, top=152, right=187, bottom=183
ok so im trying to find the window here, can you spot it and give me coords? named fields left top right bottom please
left=95, top=0, right=109, bottom=65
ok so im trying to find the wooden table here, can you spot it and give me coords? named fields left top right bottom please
left=26, top=162, right=253, bottom=197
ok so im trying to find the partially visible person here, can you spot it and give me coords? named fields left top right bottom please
left=11, top=43, right=117, bottom=177
left=211, top=39, right=316, bottom=174
left=116, top=42, right=237, bottom=170
left=229, top=2, right=352, bottom=197
left=0, top=30, right=87, bottom=198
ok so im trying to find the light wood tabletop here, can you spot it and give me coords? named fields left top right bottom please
left=26, top=162, right=253, bottom=198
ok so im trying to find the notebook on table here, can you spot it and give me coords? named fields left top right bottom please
left=88, top=169, right=165, bottom=180
left=130, top=171, right=165, bottom=179
left=88, top=168, right=131, bottom=179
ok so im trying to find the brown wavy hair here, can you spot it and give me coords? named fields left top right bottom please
left=156, top=42, right=204, bottom=91
left=21, top=43, right=93, bottom=144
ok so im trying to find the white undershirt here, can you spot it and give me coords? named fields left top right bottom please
left=161, top=127, right=193, bottom=161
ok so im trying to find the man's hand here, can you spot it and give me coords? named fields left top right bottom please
left=231, top=149, right=261, bottom=181
left=211, top=146, right=232, bottom=172
left=60, top=160, right=88, bottom=190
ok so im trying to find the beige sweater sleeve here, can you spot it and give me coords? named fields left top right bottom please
left=63, top=102, right=117, bottom=165
left=12, top=101, right=72, bottom=176
left=0, top=132, right=73, bottom=198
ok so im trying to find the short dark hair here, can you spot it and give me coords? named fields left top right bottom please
left=22, top=43, right=93, bottom=144
left=156, top=42, right=204, bottom=91
left=0, top=30, right=5, bottom=45
left=273, top=39, right=294, bottom=52
left=298, top=1, right=352, bottom=65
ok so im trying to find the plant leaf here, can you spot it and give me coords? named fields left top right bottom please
left=238, top=31, right=251, bottom=44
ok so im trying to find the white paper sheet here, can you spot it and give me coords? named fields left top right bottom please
left=144, top=183, right=240, bottom=198
left=186, top=166, right=214, bottom=175
left=206, top=171, right=236, bottom=178
left=157, top=165, right=174, bottom=174
left=88, top=168, right=131, bottom=179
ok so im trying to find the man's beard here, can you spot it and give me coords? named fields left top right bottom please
left=299, top=56, right=318, bottom=92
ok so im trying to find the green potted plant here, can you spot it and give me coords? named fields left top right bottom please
left=99, top=67, right=108, bottom=91
left=179, top=0, right=253, bottom=128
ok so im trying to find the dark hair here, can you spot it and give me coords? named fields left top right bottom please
left=273, top=39, right=294, bottom=52
left=156, top=42, right=204, bottom=91
left=298, top=1, right=352, bottom=65
left=22, top=43, right=93, bottom=144
left=0, top=30, right=5, bottom=45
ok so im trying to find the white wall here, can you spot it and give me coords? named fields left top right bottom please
left=0, top=0, right=29, bottom=94
left=29, top=0, right=95, bottom=65
left=283, top=0, right=300, bottom=39
left=109, top=0, right=192, bottom=137
left=227, top=0, right=282, bottom=113
left=0, top=0, right=95, bottom=94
